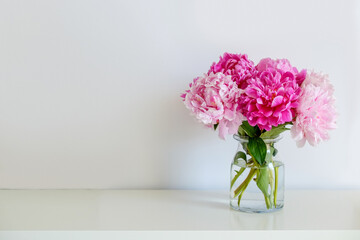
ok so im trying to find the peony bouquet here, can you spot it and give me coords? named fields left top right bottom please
left=181, top=53, right=337, bottom=212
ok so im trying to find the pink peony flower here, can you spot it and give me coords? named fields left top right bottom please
left=238, top=69, right=301, bottom=131
left=257, top=58, right=307, bottom=86
left=182, top=72, right=244, bottom=139
left=291, top=72, right=337, bottom=147
left=208, top=53, right=257, bottom=89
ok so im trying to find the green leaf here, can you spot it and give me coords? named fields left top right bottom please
left=265, top=146, right=275, bottom=163
left=214, top=123, right=219, bottom=131
left=260, top=123, right=290, bottom=138
left=273, top=147, right=278, bottom=156
left=240, top=121, right=260, bottom=137
left=234, top=151, right=247, bottom=162
left=256, top=168, right=270, bottom=198
left=248, top=137, right=267, bottom=166
left=241, top=142, right=248, bottom=154
left=237, top=125, right=246, bottom=136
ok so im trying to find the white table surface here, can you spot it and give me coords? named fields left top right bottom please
left=0, top=190, right=359, bottom=230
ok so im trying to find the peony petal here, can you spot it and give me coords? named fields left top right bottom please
left=256, top=98, right=264, bottom=104
left=247, top=117, right=257, bottom=126
left=257, top=117, right=268, bottom=125
left=296, top=69, right=307, bottom=85
left=224, top=109, right=236, bottom=121
left=291, top=125, right=303, bottom=141
left=296, top=137, right=306, bottom=147
left=271, top=96, right=284, bottom=107
left=256, top=103, right=273, bottom=117
left=248, top=103, right=257, bottom=112
left=218, top=121, right=228, bottom=140
left=246, top=88, right=258, bottom=98
left=280, top=109, right=292, bottom=122
left=268, top=116, right=278, bottom=126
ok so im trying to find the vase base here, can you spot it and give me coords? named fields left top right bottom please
left=230, top=199, right=284, bottom=213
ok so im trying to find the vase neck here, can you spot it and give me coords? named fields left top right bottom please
left=233, top=134, right=282, bottom=144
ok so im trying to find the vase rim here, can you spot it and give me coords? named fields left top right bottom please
left=233, top=134, right=283, bottom=143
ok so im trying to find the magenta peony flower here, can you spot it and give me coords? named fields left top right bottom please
left=208, top=53, right=257, bottom=89
left=238, top=69, right=301, bottom=131
left=182, top=72, right=244, bottom=139
left=257, top=58, right=307, bottom=86
left=291, top=72, right=337, bottom=147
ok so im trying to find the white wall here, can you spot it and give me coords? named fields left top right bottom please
left=0, top=0, right=359, bottom=189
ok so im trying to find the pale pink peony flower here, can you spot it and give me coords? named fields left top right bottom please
left=217, top=112, right=245, bottom=140
left=291, top=72, right=337, bottom=147
left=238, top=69, right=301, bottom=131
left=302, top=71, right=334, bottom=94
left=208, top=53, right=257, bottom=89
left=182, top=72, right=244, bottom=139
left=257, top=58, right=307, bottom=86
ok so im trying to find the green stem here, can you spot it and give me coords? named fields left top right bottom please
left=264, top=194, right=271, bottom=209
left=237, top=185, right=247, bottom=206
left=274, top=166, right=278, bottom=206
left=234, top=168, right=255, bottom=197
left=231, top=167, right=245, bottom=189
left=234, top=168, right=256, bottom=206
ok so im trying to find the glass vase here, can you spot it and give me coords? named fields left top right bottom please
left=230, top=134, right=284, bottom=213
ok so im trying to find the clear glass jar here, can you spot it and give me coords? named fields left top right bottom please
left=230, top=134, right=284, bottom=213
